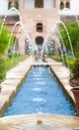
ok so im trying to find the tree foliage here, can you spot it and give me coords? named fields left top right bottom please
left=0, top=58, right=6, bottom=82
left=59, top=20, right=79, bottom=85
left=70, top=58, right=79, bottom=79
left=59, top=20, right=79, bottom=55
left=0, top=23, right=14, bottom=81
left=0, top=23, right=14, bottom=56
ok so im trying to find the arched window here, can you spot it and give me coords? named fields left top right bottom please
left=66, top=2, right=70, bottom=8
left=8, top=1, right=12, bottom=9
left=36, top=23, right=43, bottom=32
left=60, top=2, right=64, bottom=10
left=15, top=1, right=19, bottom=9
left=35, top=0, right=43, bottom=8
left=8, top=1, right=19, bottom=9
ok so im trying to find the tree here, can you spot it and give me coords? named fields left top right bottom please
left=0, top=23, right=14, bottom=81
left=0, top=23, right=14, bottom=57
left=59, top=21, right=79, bottom=86
left=59, top=20, right=79, bottom=55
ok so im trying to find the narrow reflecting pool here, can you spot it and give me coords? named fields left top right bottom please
left=4, top=66, right=76, bottom=116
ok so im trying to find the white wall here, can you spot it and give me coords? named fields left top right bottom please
left=70, top=0, right=79, bottom=15
left=1, top=0, right=79, bottom=16
left=0, top=0, right=8, bottom=15
left=24, top=0, right=55, bottom=9
left=44, top=0, right=55, bottom=8
left=24, top=0, right=34, bottom=9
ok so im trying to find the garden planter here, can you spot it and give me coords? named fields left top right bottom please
left=71, top=87, right=79, bottom=116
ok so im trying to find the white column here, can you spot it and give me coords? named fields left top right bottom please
left=0, top=0, right=8, bottom=15
left=44, top=0, right=54, bottom=8
left=71, top=0, right=79, bottom=15
left=24, top=0, right=34, bottom=9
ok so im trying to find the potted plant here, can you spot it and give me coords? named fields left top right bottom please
left=70, top=57, right=79, bottom=116
left=71, top=87, right=79, bottom=116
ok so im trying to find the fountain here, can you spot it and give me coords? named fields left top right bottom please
left=7, top=21, right=23, bottom=53
left=54, top=35, right=65, bottom=65
left=0, top=7, right=22, bottom=35
left=0, top=7, right=32, bottom=69
left=75, top=15, right=79, bottom=27
left=10, top=45, right=15, bottom=68
left=44, top=22, right=74, bottom=73
left=10, top=25, right=31, bottom=67
left=0, top=4, right=78, bottom=119
left=6, top=21, right=31, bottom=59
left=45, top=33, right=65, bottom=64
left=56, top=20, right=75, bottom=59
left=55, top=29, right=70, bottom=69
left=0, top=7, right=29, bottom=62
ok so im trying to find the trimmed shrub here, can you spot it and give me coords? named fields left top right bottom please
left=70, top=58, right=79, bottom=79
left=0, top=58, right=6, bottom=82
left=7, top=52, right=20, bottom=59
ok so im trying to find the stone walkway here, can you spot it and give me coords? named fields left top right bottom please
left=47, top=58, right=75, bottom=103
left=0, top=56, right=79, bottom=130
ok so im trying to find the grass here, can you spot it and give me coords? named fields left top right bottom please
left=5, top=54, right=29, bottom=71
left=52, top=55, right=62, bottom=62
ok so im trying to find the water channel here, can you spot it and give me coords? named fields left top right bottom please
left=4, top=66, right=76, bottom=116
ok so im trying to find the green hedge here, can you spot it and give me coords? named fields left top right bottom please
left=70, top=58, right=79, bottom=79
left=52, top=55, right=62, bottom=62
left=0, top=58, right=6, bottom=82
left=5, top=54, right=29, bottom=71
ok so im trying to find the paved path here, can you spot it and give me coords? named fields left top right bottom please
left=0, top=57, right=79, bottom=130
left=47, top=58, right=75, bottom=103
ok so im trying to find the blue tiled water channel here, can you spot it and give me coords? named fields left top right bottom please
left=4, top=66, right=76, bottom=116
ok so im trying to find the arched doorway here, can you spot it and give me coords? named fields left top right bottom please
left=35, top=36, right=44, bottom=50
